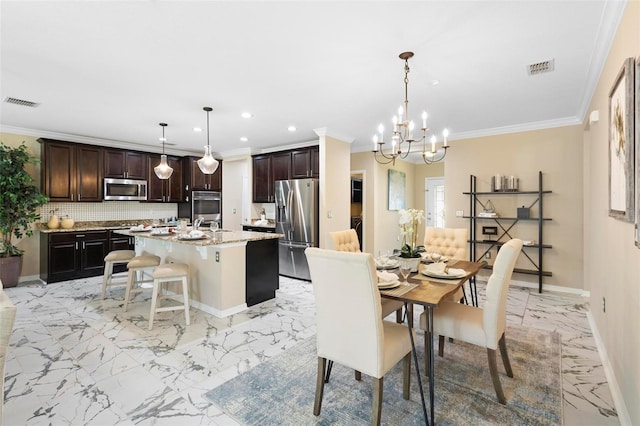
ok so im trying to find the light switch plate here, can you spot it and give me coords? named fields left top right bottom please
left=456, top=210, right=464, bottom=217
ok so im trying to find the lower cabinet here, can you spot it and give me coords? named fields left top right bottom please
left=242, top=225, right=276, bottom=233
left=40, top=230, right=111, bottom=283
left=245, top=238, right=279, bottom=306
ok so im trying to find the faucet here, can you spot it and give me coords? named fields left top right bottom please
left=193, top=217, right=204, bottom=229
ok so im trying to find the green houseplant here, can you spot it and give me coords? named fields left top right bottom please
left=0, top=142, right=49, bottom=287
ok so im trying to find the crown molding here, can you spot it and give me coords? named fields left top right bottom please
left=313, top=127, right=355, bottom=143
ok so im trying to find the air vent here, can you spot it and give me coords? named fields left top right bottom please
left=527, top=59, right=554, bottom=76
left=4, top=97, right=40, bottom=107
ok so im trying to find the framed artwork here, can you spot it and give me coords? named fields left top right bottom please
left=388, top=169, right=406, bottom=211
left=608, top=57, right=635, bottom=222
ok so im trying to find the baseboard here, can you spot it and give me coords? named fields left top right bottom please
left=509, top=278, right=589, bottom=297
left=18, top=275, right=46, bottom=285
left=587, top=310, right=632, bottom=425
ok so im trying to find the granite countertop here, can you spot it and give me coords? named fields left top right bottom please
left=38, top=220, right=181, bottom=233
left=115, top=229, right=283, bottom=246
left=244, top=220, right=276, bottom=229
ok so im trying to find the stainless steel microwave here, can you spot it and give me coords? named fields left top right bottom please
left=103, top=178, right=147, bottom=201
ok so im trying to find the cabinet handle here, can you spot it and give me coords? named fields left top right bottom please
left=75, top=235, right=85, bottom=238
left=71, top=193, right=73, bottom=201
left=75, top=242, right=78, bottom=250
left=82, top=242, right=86, bottom=249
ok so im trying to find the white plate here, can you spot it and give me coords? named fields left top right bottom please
left=151, top=231, right=174, bottom=236
left=420, top=254, right=449, bottom=263
left=378, top=281, right=401, bottom=290
left=420, top=269, right=466, bottom=280
left=130, top=228, right=151, bottom=233
left=376, top=260, right=400, bottom=270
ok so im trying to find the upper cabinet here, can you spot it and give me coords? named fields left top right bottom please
left=39, top=139, right=103, bottom=202
left=183, top=156, right=223, bottom=192
left=104, top=149, right=147, bottom=180
left=291, top=146, right=319, bottom=179
left=253, top=151, right=291, bottom=203
left=147, top=154, right=184, bottom=203
left=252, top=146, right=318, bottom=202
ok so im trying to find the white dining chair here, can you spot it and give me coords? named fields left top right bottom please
left=329, top=229, right=405, bottom=324
left=419, top=238, right=522, bottom=404
left=305, top=247, right=412, bottom=425
left=0, top=280, right=17, bottom=422
left=424, top=226, right=469, bottom=304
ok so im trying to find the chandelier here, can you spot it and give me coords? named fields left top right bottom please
left=373, top=51, right=450, bottom=165
left=197, top=106, right=219, bottom=174
left=154, top=122, right=173, bottom=179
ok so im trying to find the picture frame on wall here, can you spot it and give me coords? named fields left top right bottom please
left=388, top=169, right=406, bottom=211
left=608, top=57, right=635, bottom=223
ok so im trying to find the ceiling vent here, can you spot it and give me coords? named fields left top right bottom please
left=527, top=59, right=554, bottom=76
left=3, top=96, right=40, bottom=107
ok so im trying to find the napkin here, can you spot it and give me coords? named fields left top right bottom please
left=130, top=224, right=143, bottom=231
left=189, top=230, right=204, bottom=238
left=424, top=262, right=447, bottom=274
left=376, top=270, right=397, bottom=284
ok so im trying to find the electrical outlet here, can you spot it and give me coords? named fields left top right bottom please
left=485, top=252, right=491, bottom=259
left=456, top=210, right=464, bottom=217
left=215, top=251, right=220, bottom=262
left=602, top=297, right=606, bottom=313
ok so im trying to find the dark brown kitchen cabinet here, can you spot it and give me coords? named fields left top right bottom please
left=291, top=146, right=319, bottom=178
left=40, top=231, right=109, bottom=283
left=39, top=139, right=103, bottom=202
left=104, top=149, right=147, bottom=179
left=147, top=154, right=183, bottom=202
left=183, top=156, right=223, bottom=192
left=252, top=152, right=291, bottom=202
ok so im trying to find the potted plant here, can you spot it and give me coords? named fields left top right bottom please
left=0, top=142, right=49, bottom=287
left=398, top=208, right=425, bottom=271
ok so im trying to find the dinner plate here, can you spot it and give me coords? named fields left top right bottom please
left=420, top=269, right=466, bottom=280
left=376, top=260, right=400, bottom=270
left=378, top=281, right=401, bottom=290
left=420, top=254, right=449, bottom=263
left=151, top=230, right=174, bottom=236
left=130, top=227, right=152, bottom=233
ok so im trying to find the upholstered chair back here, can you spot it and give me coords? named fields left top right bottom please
left=329, top=229, right=361, bottom=252
left=305, top=247, right=386, bottom=377
left=0, top=280, right=17, bottom=422
left=482, top=239, right=523, bottom=349
left=424, top=227, right=468, bottom=259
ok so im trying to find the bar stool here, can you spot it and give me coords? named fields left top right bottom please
left=101, top=250, right=136, bottom=299
left=123, top=255, right=161, bottom=312
left=148, top=263, right=191, bottom=330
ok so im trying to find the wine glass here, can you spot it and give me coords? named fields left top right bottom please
left=210, top=221, right=219, bottom=232
left=399, top=259, right=412, bottom=282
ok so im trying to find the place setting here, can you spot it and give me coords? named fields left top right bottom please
left=418, top=261, right=468, bottom=284
left=375, top=250, right=400, bottom=270
left=376, top=259, right=418, bottom=297
left=420, top=252, right=449, bottom=263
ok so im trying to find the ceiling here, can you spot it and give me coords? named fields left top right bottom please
left=0, top=1, right=626, bottom=160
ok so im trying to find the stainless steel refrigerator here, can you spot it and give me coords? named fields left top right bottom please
left=275, top=178, right=319, bottom=281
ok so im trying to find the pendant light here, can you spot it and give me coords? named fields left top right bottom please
left=154, top=122, right=174, bottom=179
left=197, top=106, right=219, bottom=174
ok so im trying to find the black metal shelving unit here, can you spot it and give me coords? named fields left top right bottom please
left=464, top=171, right=551, bottom=293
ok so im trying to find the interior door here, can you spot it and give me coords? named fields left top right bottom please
left=425, top=177, right=445, bottom=228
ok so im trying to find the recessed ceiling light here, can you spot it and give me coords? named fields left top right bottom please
left=431, top=80, right=440, bottom=86
left=193, top=127, right=202, bottom=132
left=240, top=137, right=248, bottom=142
left=241, top=112, right=253, bottom=119
left=287, top=126, right=297, bottom=132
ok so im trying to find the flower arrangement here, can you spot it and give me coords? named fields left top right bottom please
left=398, top=208, right=425, bottom=258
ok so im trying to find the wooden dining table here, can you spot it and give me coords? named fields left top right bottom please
left=380, top=259, right=484, bottom=426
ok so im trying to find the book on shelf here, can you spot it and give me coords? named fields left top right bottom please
left=478, top=212, right=498, bottom=217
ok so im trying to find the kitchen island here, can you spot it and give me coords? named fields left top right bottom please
left=115, top=229, right=283, bottom=317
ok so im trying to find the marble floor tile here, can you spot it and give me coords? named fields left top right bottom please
left=2, top=275, right=620, bottom=425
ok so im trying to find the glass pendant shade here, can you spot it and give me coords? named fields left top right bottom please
left=154, top=122, right=173, bottom=179
left=154, top=154, right=173, bottom=179
left=197, top=145, right=219, bottom=174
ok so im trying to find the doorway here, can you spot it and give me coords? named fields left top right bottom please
left=350, top=171, right=364, bottom=251
left=425, top=177, right=445, bottom=228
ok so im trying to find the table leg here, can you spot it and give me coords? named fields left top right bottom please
left=404, top=302, right=429, bottom=426
left=427, top=306, right=435, bottom=426
left=471, top=276, right=478, bottom=307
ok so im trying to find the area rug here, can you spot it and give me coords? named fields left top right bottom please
left=205, top=325, right=561, bottom=425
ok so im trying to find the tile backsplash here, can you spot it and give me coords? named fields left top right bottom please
left=40, top=202, right=178, bottom=223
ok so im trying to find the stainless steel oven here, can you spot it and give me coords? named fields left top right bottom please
left=191, top=191, right=221, bottom=225
left=103, top=178, right=147, bottom=201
